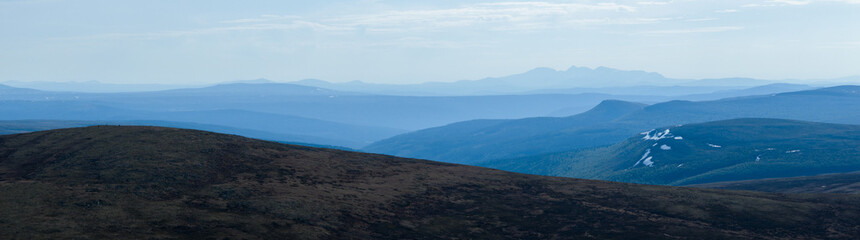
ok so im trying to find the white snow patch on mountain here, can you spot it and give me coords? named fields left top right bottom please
left=674, top=136, right=683, bottom=140
left=634, top=149, right=651, bottom=167
left=643, top=157, right=654, bottom=167
left=786, top=150, right=801, bottom=153
left=641, top=129, right=673, bottom=141
left=708, top=143, right=722, bottom=148
left=660, top=144, right=671, bottom=150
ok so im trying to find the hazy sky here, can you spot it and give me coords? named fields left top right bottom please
left=2, top=0, right=859, bottom=84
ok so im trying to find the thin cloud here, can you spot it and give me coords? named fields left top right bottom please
left=830, top=0, right=860, bottom=3
left=742, top=0, right=860, bottom=7
left=636, top=1, right=672, bottom=5
left=642, top=26, right=744, bottom=35
left=769, top=0, right=811, bottom=5
left=817, top=41, right=860, bottom=49
left=685, top=18, right=718, bottom=22
left=58, top=22, right=352, bottom=40
left=327, top=1, right=643, bottom=32
left=222, top=15, right=302, bottom=24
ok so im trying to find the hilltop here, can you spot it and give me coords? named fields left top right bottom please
left=1, top=126, right=859, bottom=239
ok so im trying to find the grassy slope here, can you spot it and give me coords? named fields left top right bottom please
left=0, top=126, right=859, bottom=239
left=480, top=118, right=860, bottom=186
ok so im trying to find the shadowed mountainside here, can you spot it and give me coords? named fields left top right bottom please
left=364, top=100, right=648, bottom=163
left=366, top=85, right=860, bottom=164
left=0, top=126, right=859, bottom=239
left=479, top=118, right=860, bottom=186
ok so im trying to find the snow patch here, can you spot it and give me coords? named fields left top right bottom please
left=660, top=144, right=671, bottom=150
left=674, top=136, right=683, bottom=140
left=707, top=143, right=722, bottom=148
left=643, top=157, right=654, bottom=167
left=756, top=155, right=761, bottom=162
left=634, top=149, right=651, bottom=167
left=652, top=143, right=658, bottom=147
left=786, top=150, right=800, bottom=153
left=677, top=164, right=684, bottom=168
left=641, top=129, right=674, bottom=141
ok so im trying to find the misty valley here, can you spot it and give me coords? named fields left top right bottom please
left=1, top=67, right=860, bottom=239
left=3, top=0, right=860, bottom=239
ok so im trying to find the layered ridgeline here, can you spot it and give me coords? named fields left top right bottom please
left=365, top=100, right=648, bottom=163
left=0, top=82, right=666, bottom=148
left=691, top=171, right=860, bottom=194
left=290, top=66, right=791, bottom=96
left=2, top=126, right=860, bottom=239
left=480, top=118, right=860, bottom=186
left=365, top=85, right=860, bottom=164
left=0, top=82, right=662, bottom=131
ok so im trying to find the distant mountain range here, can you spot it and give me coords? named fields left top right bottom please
left=7, top=65, right=854, bottom=96
left=2, top=69, right=856, bottom=150
left=289, top=66, right=853, bottom=96
left=0, top=80, right=203, bottom=93
left=364, top=86, right=860, bottom=164
left=0, top=82, right=665, bottom=136
left=480, top=118, right=860, bottom=186
left=0, top=100, right=403, bottom=149
left=2, top=126, right=858, bottom=239
left=292, top=66, right=685, bottom=95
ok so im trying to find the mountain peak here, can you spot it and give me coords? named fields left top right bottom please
left=527, top=67, right=558, bottom=73
left=222, top=78, right=274, bottom=84
left=573, top=99, right=648, bottom=118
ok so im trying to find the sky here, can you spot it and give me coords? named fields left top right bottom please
left=1, top=0, right=859, bottom=84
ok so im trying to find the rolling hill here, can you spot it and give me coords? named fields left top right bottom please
left=0, top=120, right=360, bottom=150
left=1, top=126, right=859, bottom=239
left=0, top=82, right=665, bottom=131
left=366, top=85, right=860, bottom=164
left=479, top=118, right=860, bottom=186
left=0, top=101, right=403, bottom=148
left=364, top=100, right=648, bottom=164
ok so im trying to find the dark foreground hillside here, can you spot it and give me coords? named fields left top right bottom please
left=691, top=171, right=860, bottom=194
left=1, top=126, right=859, bottom=239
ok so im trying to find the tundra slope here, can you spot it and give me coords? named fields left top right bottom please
left=0, top=126, right=859, bottom=239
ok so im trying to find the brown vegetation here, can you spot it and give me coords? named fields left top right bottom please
left=0, top=126, right=858, bottom=239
